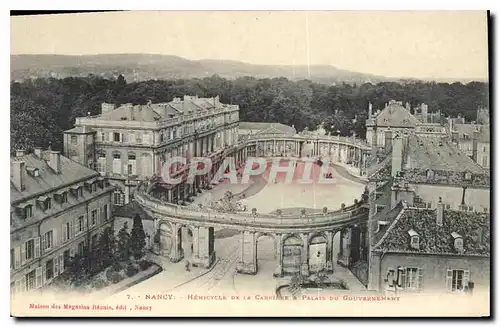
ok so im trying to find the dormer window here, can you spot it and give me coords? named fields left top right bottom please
left=17, top=203, right=33, bottom=219
left=85, top=181, right=94, bottom=193
left=55, top=191, right=68, bottom=204
left=70, top=186, right=80, bottom=198
left=408, top=229, right=419, bottom=250
left=26, top=167, right=40, bottom=177
left=451, top=232, right=464, bottom=252
left=37, top=196, right=51, bottom=211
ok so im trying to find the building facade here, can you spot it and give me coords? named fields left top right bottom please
left=367, top=131, right=490, bottom=294
left=64, top=95, right=240, bottom=207
left=10, top=149, right=114, bottom=295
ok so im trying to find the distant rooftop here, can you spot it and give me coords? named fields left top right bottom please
left=239, top=122, right=296, bottom=136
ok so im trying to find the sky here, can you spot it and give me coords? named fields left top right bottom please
left=10, top=11, right=489, bottom=80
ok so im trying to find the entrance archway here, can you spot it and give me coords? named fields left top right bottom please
left=255, top=233, right=276, bottom=275
left=282, top=235, right=303, bottom=275
left=308, top=233, right=327, bottom=273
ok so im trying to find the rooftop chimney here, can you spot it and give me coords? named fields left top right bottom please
left=472, top=128, right=479, bottom=162
left=48, top=151, right=61, bottom=174
left=421, top=103, right=428, bottom=123
left=437, top=197, right=444, bottom=226
left=15, top=149, right=25, bottom=157
left=368, top=102, right=373, bottom=118
left=11, top=161, right=26, bottom=192
left=124, top=104, right=134, bottom=121
left=391, top=135, right=404, bottom=177
left=34, top=148, right=42, bottom=158
left=101, top=103, right=115, bottom=115
left=384, top=129, right=393, bottom=152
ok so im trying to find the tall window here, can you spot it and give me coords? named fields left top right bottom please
left=25, top=239, right=35, bottom=261
left=91, top=209, right=97, bottom=226
left=113, top=132, right=121, bottom=142
left=42, top=230, right=53, bottom=251
left=26, top=270, right=36, bottom=291
left=98, top=152, right=106, bottom=173
left=447, top=269, right=470, bottom=292
left=78, top=241, right=85, bottom=256
left=127, top=153, right=137, bottom=175
left=63, top=222, right=71, bottom=242
left=112, top=153, right=121, bottom=174
left=45, top=259, right=54, bottom=280
left=25, top=205, right=33, bottom=219
left=103, top=204, right=108, bottom=221
left=114, top=191, right=124, bottom=206
left=77, top=216, right=84, bottom=233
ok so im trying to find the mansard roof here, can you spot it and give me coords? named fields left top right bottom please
left=374, top=101, right=420, bottom=127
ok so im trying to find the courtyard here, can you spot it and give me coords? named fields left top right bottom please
left=111, top=162, right=368, bottom=300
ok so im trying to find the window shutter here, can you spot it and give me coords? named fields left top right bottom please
left=400, top=267, right=407, bottom=289
left=59, top=254, right=64, bottom=273
left=35, top=267, right=42, bottom=289
left=121, top=193, right=125, bottom=206
left=53, top=228, right=58, bottom=248
left=15, top=246, right=21, bottom=269
left=35, top=237, right=40, bottom=259
left=42, top=265, right=46, bottom=283
left=73, top=218, right=78, bottom=236
left=20, top=275, right=26, bottom=293
left=109, top=132, right=113, bottom=142
left=84, top=215, right=88, bottom=230
left=61, top=224, right=65, bottom=244
left=446, top=269, right=453, bottom=291
left=122, top=133, right=127, bottom=143
left=417, top=268, right=423, bottom=290
left=70, top=220, right=75, bottom=239
left=98, top=208, right=101, bottom=224
left=14, top=280, right=21, bottom=294
left=464, top=270, right=470, bottom=287
left=54, top=258, right=59, bottom=278
left=41, top=234, right=47, bottom=253
left=21, top=243, right=26, bottom=266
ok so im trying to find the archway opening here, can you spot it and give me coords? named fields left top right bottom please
left=308, top=234, right=327, bottom=274
left=256, top=234, right=276, bottom=275
left=282, top=235, right=303, bottom=276
left=181, top=226, right=194, bottom=261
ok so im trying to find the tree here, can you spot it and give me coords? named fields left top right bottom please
left=117, top=222, right=131, bottom=261
left=129, top=214, right=147, bottom=259
left=98, top=226, right=117, bottom=267
left=68, top=254, right=87, bottom=283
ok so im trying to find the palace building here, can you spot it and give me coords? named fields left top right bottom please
left=63, top=96, right=240, bottom=207
left=10, top=149, right=114, bottom=295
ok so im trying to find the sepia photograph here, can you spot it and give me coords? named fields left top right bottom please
left=9, top=10, right=491, bottom=317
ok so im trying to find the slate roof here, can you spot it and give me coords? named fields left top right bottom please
left=372, top=207, right=490, bottom=256
left=10, top=151, right=99, bottom=203
left=239, top=122, right=296, bottom=136
left=98, top=104, right=162, bottom=122
left=113, top=200, right=152, bottom=220
left=374, top=101, right=420, bottom=127
left=406, top=135, right=485, bottom=174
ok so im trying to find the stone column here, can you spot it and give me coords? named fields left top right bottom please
left=236, top=231, right=257, bottom=274
left=191, top=226, right=215, bottom=268
left=273, top=235, right=283, bottom=277
left=326, top=231, right=334, bottom=273
left=300, top=233, right=310, bottom=277
left=337, top=228, right=351, bottom=267
left=169, top=223, right=184, bottom=263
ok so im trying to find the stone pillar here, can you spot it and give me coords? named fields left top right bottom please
left=273, top=235, right=283, bottom=277
left=169, top=223, right=184, bottom=263
left=236, top=231, right=257, bottom=274
left=191, top=226, right=215, bottom=268
left=300, top=233, right=310, bottom=277
left=337, top=228, right=351, bottom=267
left=326, top=231, right=334, bottom=273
